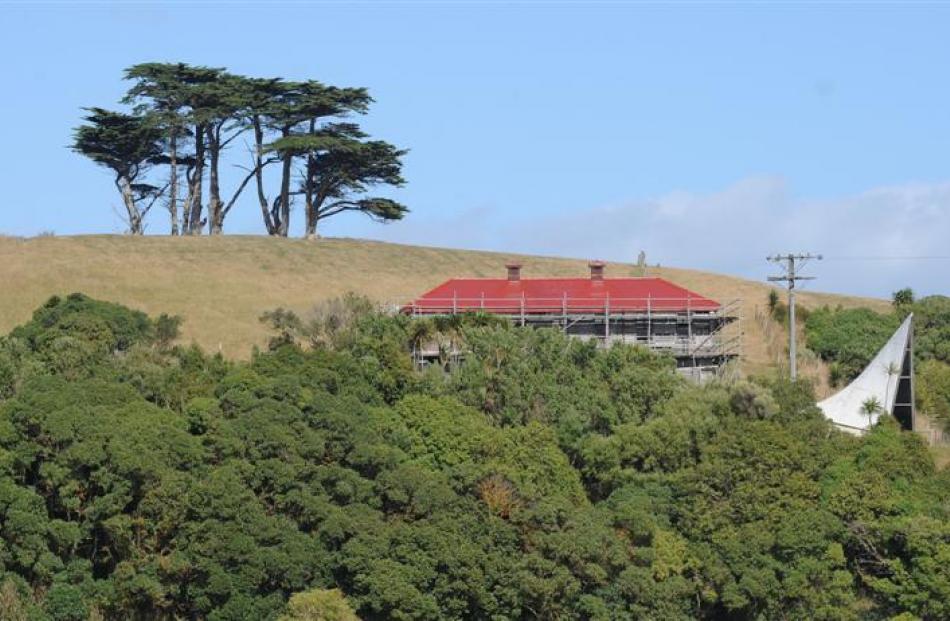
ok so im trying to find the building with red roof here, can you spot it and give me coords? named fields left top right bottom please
left=405, top=262, right=739, bottom=381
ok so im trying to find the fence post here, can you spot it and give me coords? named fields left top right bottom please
left=647, top=294, right=652, bottom=347
left=687, top=295, right=694, bottom=364
left=562, top=293, right=567, bottom=332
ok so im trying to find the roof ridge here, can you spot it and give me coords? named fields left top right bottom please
left=412, top=276, right=721, bottom=308
left=442, top=276, right=665, bottom=281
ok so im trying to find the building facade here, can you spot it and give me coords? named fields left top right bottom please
left=404, top=262, right=740, bottom=381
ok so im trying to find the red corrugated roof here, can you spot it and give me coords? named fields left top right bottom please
left=407, top=277, right=720, bottom=314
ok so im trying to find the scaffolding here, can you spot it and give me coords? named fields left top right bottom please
left=402, top=295, right=741, bottom=382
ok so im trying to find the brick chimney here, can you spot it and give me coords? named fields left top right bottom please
left=505, top=262, right=523, bottom=282
left=588, top=260, right=606, bottom=281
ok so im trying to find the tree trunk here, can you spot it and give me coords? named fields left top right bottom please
left=303, top=119, right=317, bottom=240
left=187, top=124, right=205, bottom=235
left=207, top=124, right=223, bottom=235
left=181, top=165, right=193, bottom=233
left=253, top=116, right=277, bottom=235
left=168, top=130, right=179, bottom=236
left=278, top=157, right=292, bottom=236
left=305, top=217, right=318, bottom=240
left=116, top=176, right=144, bottom=235
left=275, top=125, right=294, bottom=237
left=278, top=154, right=292, bottom=237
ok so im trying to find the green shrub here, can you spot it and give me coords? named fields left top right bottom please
left=917, top=359, right=950, bottom=430
left=279, top=588, right=359, bottom=621
left=805, top=306, right=900, bottom=381
left=0, top=294, right=944, bottom=620
left=913, top=295, right=950, bottom=363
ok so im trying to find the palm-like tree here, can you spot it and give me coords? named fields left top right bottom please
left=892, top=288, right=915, bottom=308
left=861, top=396, right=883, bottom=430
left=434, top=314, right=465, bottom=366
left=883, top=361, right=901, bottom=412
left=407, top=318, right=436, bottom=366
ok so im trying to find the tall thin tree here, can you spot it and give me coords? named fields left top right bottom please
left=123, top=63, right=222, bottom=235
left=72, top=108, right=166, bottom=234
left=263, top=81, right=372, bottom=236
left=269, top=124, right=408, bottom=238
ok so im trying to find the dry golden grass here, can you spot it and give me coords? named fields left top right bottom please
left=0, top=235, right=888, bottom=375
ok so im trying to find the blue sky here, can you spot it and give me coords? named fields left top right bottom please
left=2, top=1, right=949, bottom=297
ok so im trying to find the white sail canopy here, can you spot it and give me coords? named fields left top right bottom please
left=818, top=314, right=913, bottom=435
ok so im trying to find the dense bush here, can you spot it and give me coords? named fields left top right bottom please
left=0, top=294, right=946, bottom=619
left=918, top=359, right=950, bottom=429
left=805, top=306, right=900, bottom=382
left=913, top=296, right=950, bottom=364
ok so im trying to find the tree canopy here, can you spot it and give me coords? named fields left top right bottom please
left=71, top=108, right=166, bottom=235
left=72, top=63, right=407, bottom=237
left=0, top=293, right=946, bottom=619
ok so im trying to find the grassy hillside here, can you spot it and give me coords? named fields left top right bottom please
left=0, top=235, right=888, bottom=384
left=4, top=279, right=946, bottom=619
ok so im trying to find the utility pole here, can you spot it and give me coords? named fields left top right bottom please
left=767, top=253, right=822, bottom=381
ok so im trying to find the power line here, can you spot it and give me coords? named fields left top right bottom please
left=823, top=255, right=950, bottom=262
left=767, top=253, right=822, bottom=381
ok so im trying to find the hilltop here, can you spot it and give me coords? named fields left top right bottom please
left=0, top=235, right=888, bottom=383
